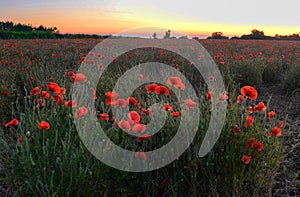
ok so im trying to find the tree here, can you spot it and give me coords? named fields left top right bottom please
left=250, top=29, right=265, bottom=39
left=164, top=30, right=171, bottom=39
left=208, top=32, right=228, bottom=39
left=152, top=32, right=157, bottom=39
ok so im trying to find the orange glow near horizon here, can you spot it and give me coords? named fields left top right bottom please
left=0, top=4, right=299, bottom=37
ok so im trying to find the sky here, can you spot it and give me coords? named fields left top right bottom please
left=0, top=0, right=299, bottom=37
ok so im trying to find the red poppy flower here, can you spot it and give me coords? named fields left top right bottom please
left=38, top=121, right=50, bottom=130
left=167, top=77, right=185, bottom=90
left=137, top=134, right=152, bottom=142
left=31, top=87, right=39, bottom=96
left=141, top=108, right=152, bottom=116
left=128, top=111, right=141, bottom=124
left=105, top=91, right=118, bottom=106
left=42, top=91, right=50, bottom=99
left=164, top=104, right=173, bottom=112
left=240, top=86, right=258, bottom=100
left=127, top=97, right=139, bottom=107
left=37, top=98, right=45, bottom=106
left=154, top=86, right=169, bottom=96
left=93, top=90, right=97, bottom=100
left=236, top=95, right=245, bottom=103
left=64, top=100, right=77, bottom=108
left=75, top=107, right=88, bottom=119
left=138, top=74, right=143, bottom=80
left=146, top=84, right=158, bottom=92
left=1, top=90, right=8, bottom=96
left=99, top=113, right=109, bottom=121
left=219, top=61, right=225, bottom=66
left=118, top=120, right=131, bottom=131
left=278, top=121, right=284, bottom=128
left=254, top=141, right=264, bottom=151
left=185, top=99, right=196, bottom=108
left=271, top=126, right=282, bottom=136
left=246, top=137, right=255, bottom=149
left=132, top=123, right=146, bottom=133
left=71, top=73, right=87, bottom=83
left=135, top=151, right=147, bottom=160
left=48, top=82, right=60, bottom=93
left=5, top=118, right=19, bottom=127
left=206, top=91, right=213, bottom=101
left=114, top=98, right=127, bottom=108
left=17, top=137, right=23, bottom=143
left=219, top=92, right=229, bottom=101
left=172, top=112, right=180, bottom=117
left=161, top=179, right=167, bottom=187
left=268, top=111, right=275, bottom=119
left=52, top=94, right=65, bottom=105
left=244, top=116, right=254, bottom=128
left=256, top=102, right=267, bottom=112
left=241, top=155, right=251, bottom=164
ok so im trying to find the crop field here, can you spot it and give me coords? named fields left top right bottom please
left=0, top=38, right=299, bottom=196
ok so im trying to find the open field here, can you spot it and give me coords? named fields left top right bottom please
left=0, top=39, right=299, bottom=196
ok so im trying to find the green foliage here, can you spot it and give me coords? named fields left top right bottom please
left=283, top=64, right=300, bottom=92
left=0, top=39, right=289, bottom=196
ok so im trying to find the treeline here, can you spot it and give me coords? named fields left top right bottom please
left=0, top=21, right=109, bottom=39
left=207, top=29, right=300, bottom=40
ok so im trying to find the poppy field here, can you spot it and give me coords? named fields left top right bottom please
left=0, top=38, right=299, bottom=196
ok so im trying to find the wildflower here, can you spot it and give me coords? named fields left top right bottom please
left=118, top=120, right=131, bottom=131
left=271, top=126, right=282, bottom=136
left=219, top=92, right=229, bottom=101
left=38, top=121, right=50, bottom=130
left=146, top=84, right=158, bottom=93
left=185, top=99, right=196, bottom=108
left=41, top=91, right=50, bottom=99
left=268, top=111, right=275, bottom=119
left=17, top=137, right=23, bottom=143
left=244, top=116, right=254, bottom=128
left=64, top=100, right=77, bottom=108
left=141, top=108, right=151, bottom=116
left=37, top=98, right=45, bottom=106
left=154, top=86, right=169, bottom=96
left=138, top=74, right=143, bottom=80
left=48, top=82, right=60, bottom=93
left=242, top=155, right=251, bottom=164
left=137, top=134, right=152, bottom=142
left=128, top=111, right=141, bottom=124
left=5, top=118, right=19, bottom=127
left=206, top=91, right=213, bottom=101
left=246, top=137, right=255, bottom=149
left=256, top=102, right=267, bottom=112
left=132, top=123, right=146, bottom=133
left=172, top=112, right=180, bottom=117
left=278, top=121, right=284, bottom=128
left=105, top=91, right=118, bottom=106
left=241, top=86, right=258, bottom=100
left=164, top=104, right=173, bottom=112
left=71, top=73, right=87, bottom=83
left=75, top=107, right=88, bottom=119
left=99, top=113, right=109, bottom=121
left=167, top=77, right=185, bottom=90
left=1, top=90, right=9, bottom=96
left=161, top=179, right=167, bottom=187
left=254, top=141, right=264, bottom=151
left=114, top=98, right=127, bottom=108
left=31, top=87, right=39, bottom=96
left=237, top=95, right=245, bottom=103
left=127, top=97, right=139, bottom=107
left=135, top=151, right=147, bottom=160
